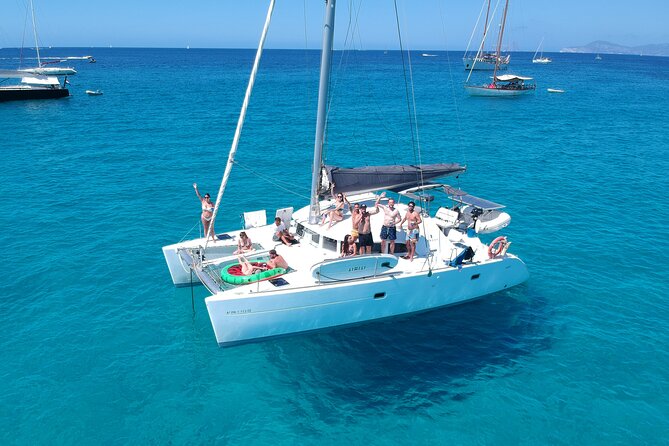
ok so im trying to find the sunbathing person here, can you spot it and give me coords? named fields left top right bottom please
left=237, top=255, right=265, bottom=276
left=321, top=192, right=350, bottom=229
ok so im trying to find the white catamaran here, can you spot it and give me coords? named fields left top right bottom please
left=163, top=0, right=529, bottom=346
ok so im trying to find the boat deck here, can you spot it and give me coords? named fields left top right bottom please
left=173, top=195, right=466, bottom=296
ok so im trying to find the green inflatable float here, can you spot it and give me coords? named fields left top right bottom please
left=220, top=262, right=286, bottom=285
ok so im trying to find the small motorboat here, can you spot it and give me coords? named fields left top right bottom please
left=85, top=90, right=103, bottom=96
left=547, top=88, right=565, bottom=93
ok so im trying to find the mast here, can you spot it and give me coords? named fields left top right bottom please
left=492, top=0, right=509, bottom=82
left=29, top=0, right=41, bottom=66
left=204, top=0, right=276, bottom=249
left=308, top=0, right=337, bottom=224
left=481, top=0, right=492, bottom=54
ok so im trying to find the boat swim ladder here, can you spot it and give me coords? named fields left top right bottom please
left=204, top=0, right=276, bottom=251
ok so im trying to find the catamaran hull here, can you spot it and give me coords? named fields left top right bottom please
left=204, top=256, right=528, bottom=346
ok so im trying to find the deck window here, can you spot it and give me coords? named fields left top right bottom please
left=322, top=236, right=337, bottom=252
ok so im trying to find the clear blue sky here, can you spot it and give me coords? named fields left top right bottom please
left=1, top=0, right=667, bottom=51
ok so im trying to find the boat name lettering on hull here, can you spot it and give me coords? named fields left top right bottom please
left=348, top=266, right=367, bottom=272
left=226, top=309, right=252, bottom=315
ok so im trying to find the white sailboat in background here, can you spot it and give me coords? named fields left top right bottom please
left=465, top=0, right=536, bottom=97
left=532, top=37, right=552, bottom=64
left=463, top=0, right=510, bottom=71
left=162, top=0, right=529, bottom=346
left=18, top=0, right=77, bottom=76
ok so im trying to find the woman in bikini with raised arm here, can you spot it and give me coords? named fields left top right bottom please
left=321, top=191, right=350, bottom=229
left=193, top=183, right=216, bottom=242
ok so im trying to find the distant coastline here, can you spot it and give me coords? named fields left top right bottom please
left=560, top=40, right=669, bottom=56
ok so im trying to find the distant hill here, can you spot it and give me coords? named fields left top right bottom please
left=560, top=40, right=669, bottom=56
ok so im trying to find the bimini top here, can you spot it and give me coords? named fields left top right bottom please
left=443, top=185, right=505, bottom=210
left=398, top=183, right=505, bottom=210
left=321, top=164, right=466, bottom=195
left=495, top=74, right=533, bottom=82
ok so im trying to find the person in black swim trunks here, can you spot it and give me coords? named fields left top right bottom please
left=356, top=200, right=380, bottom=254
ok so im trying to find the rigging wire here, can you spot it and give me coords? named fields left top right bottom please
left=323, top=0, right=362, bottom=164
left=466, top=0, right=502, bottom=83
left=392, top=0, right=435, bottom=274
left=392, top=0, right=418, bottom=164
left=205, top=0, right=276, bottom=251
left=463, top=0, right=488, bottom=58
left=438, top=0, right=468, bottom=169
left=233, top=161, right=311, bottom=200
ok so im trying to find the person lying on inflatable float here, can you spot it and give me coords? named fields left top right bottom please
left=220, top=250, right=289, bottom=285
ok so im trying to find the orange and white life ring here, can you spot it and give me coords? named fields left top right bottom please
left=488, top=236, right=507, bottom=258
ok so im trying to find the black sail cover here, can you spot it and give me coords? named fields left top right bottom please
left=321, top=163, right=466, bottom=196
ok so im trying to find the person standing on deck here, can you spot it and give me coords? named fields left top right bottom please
left=376, top=192, right=401, bottom=254
left=193, top=183, right=216, bottom=242
left=399, top=201, right=422, bottom=261
left=356, top=198, right=380, bottom=254
left=350, top=202, right=362, bottom=250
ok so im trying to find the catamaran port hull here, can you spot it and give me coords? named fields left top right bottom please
left=204, top=256, right=528, bottom=346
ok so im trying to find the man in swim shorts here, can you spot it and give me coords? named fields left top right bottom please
left=376, top=192, right=401, bottom=254
left=400, top=201, right=422, bottom=261
left=356, top=202, right=379, bottom=254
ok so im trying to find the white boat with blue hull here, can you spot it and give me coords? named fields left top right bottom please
left=162, top=0, right=529, bottom=346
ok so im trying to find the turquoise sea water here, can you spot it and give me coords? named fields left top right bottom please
left=1, top=48, right=669, bottom=444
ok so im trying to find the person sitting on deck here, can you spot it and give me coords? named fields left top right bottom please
left=234, top=231, right=253, bottom=254
left=321, top=191, right=350, bottom=229
left=237, top=255, right=265, bottom=276
left=340, top=234, right=357, bottom=257
left=265, top=249, right=289, bottom=270
left=272, top=217, right=295, bottom=245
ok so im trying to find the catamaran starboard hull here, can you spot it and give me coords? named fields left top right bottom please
left=205, top=256, right=528, bottom=346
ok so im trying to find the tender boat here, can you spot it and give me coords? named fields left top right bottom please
left=85, top=90, right=103, bottom=96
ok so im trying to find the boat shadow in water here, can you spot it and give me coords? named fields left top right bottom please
left=263, top=284, right=554, bottom=414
